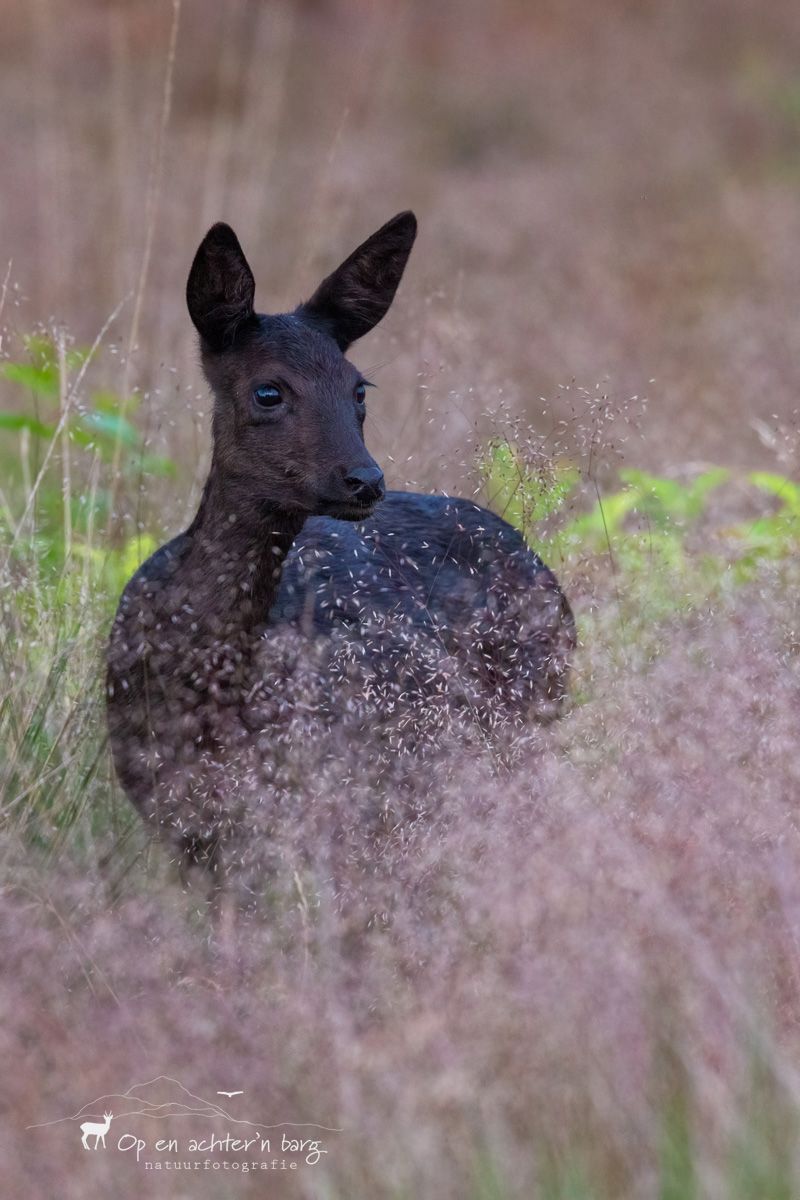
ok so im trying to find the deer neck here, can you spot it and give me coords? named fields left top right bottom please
left=182, top=468, right=306, bottom=638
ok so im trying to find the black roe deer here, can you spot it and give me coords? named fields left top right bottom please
left=106, top=212, right=575, bottom=890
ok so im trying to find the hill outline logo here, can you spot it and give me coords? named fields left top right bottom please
left=27, top=1075, right=341, bottom=1168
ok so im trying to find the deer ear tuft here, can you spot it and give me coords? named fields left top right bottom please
left=186, top=223, right=257, bottom=351
left=297, top=211, right=417, bottom=350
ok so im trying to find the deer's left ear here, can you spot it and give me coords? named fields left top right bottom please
left=187, top=223, right=257, bottom=351
left=297, top=211, right=417, bottom=350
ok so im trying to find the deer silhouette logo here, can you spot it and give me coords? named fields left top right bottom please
left=80, top=1111, right=113, bottom=1149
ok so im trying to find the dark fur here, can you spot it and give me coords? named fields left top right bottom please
left=106, top=213, right=575, bottom=889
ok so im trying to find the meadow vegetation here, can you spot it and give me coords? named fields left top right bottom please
left=3, top=2, right=800, bottom=1197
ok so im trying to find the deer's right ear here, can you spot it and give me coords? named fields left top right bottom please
left=297, top=211, right=417, bottom=350
left=186, top=224, right=257, bottom=351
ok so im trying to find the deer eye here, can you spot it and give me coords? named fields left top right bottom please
left=354, top=382, right=367, bottom=405
left=253, top=384, right=282, bottom=409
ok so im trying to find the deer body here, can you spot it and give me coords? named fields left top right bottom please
left=274, top=492, right=566, bottom=637
left=106, top=213, right=574, bottom=886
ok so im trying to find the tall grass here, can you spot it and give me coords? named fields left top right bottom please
left=3, top=323, right=800, bottom=1196
left=4, top=1, right=800, bottom=1196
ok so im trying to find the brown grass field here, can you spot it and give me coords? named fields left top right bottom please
left=3, top=1, right=800, bottom=1196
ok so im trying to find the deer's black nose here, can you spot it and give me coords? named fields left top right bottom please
left=344, top=465, right=385, bottom=504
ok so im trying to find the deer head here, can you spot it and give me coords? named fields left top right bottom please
left=185, top=211, right=417, bottom=521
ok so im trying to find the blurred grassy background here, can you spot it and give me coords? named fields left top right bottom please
left=5, top=3, right=800, bottom=1198
left=4, top=0, right=800, bottom=498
